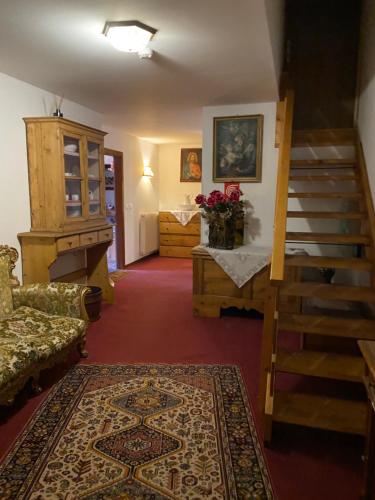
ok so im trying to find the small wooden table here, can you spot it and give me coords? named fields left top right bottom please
left=192, top=246, right=300, bottom=317
left=358, top=340, right=375, bottom=500
left=18, top=226, right=114, bottom=303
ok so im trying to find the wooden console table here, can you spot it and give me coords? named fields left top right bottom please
left=18, top=225, right=114, bottom=303
left=192, top=246, right=300, bottom=317
left=359, top=340, right=375, bottom=500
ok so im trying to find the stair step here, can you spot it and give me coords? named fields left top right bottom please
left=286, top=232, right=370, bottom=245
left=280, top=282, right=375, bottom=302
left=292, top=128, right=357, bottom=147
left=276, top=349, right=364, bottom=382
left=287, top=211, right=366, bottom=220
left=279, top=313, right=375, bottom=340
left=290, top=159, right=356, bottom=168
left=273, top=392, right=366, bottom=435
left=288, top=192, right=361, bottom=199
left=285, top=255, right=373, bottom=271
left=289, top=175, right=359, bottom=181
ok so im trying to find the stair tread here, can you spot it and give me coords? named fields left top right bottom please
left=287, top=211, right=366, bottom=219
left=289, top=175, right=359, bottom=181
left=273, top=391, right=366, bottom=435
left=292, top=128, right=357, bottom=147
left=285, top=255, right=373, bottom=270
left=279, top=313, right=375, bottom=340
left=279, top=282, right=375, bottom=302
left=286, top=232, right=370, bottom=244
left=288, top=192, right=361, bottom=198
left=290, top=159, right=356, bottom=167
left=276, top=349, right=364, bottom=382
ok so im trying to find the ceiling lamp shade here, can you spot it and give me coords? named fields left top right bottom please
left=103, top=21, right=157, bottom=53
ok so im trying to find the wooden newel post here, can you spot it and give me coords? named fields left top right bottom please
left=258, top=284, right=279, bottom=444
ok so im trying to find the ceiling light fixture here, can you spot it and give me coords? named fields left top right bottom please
left=103, top=21, right=157, bottom=55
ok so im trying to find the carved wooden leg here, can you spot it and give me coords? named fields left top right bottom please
left=31, top=377, right=42, bottom=395
left=78, top=337, right=88, bottom=358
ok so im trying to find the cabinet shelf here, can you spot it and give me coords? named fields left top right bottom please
left=64, top=151, right=80, bottom=157
left=65, top=201, right=82, bottom=206
left=65, top=176, right=82, bottom=180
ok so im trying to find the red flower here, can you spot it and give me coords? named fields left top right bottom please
left=207, top=190, right=226, bottom=206
left=195, top=194, right=207, bottom=205
left=229, top=188, right=243, bottom=202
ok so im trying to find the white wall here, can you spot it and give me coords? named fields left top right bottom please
left=0, top=71, right=158, bottom=278
left=104, top=127, right=159, bottom=265
left=264, top=0, right=285, bottom=85
left=358, top=0, right=375, bottom=202
left=202, top=102, right=278, bottom=247
left=158, top=143, right=202, bottom=210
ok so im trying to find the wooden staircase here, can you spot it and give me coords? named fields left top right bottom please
left=259, top=91, right=375, bottom=443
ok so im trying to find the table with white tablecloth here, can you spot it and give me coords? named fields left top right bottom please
left=192, top=244, right=300, bottom=317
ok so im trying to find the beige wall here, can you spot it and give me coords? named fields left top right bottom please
left=158, top=143, right=202, bottom=210
left=104, top=127, right=159, bottom=265
left=358, top=0, right=375, bottom=203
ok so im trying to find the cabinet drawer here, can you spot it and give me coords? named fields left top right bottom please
left=56, top=235, right=79, bottom=253
left=79, top=231, right=98, bottom=246
left=98, top=228, right=113, bottom=242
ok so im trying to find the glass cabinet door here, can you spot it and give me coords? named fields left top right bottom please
left=87, top=140, right=103, bottom=218
left=63, top=135, right=83, bottom=219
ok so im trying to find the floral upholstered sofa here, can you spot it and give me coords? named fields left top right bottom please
left=0, top=245, right=90, bottom=406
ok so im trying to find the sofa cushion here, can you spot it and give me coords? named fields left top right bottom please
left=0, top=306, right=85, bottom=389
left=0, top=257, right=13, bottom=320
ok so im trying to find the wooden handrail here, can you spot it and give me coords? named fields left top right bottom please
left=270, top=89, right=295, bottom=283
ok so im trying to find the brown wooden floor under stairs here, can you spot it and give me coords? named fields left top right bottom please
left=262, top=128, right=375, bottom=442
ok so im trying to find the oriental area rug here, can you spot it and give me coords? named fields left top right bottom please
left=0, top=364, right=273, bottom=499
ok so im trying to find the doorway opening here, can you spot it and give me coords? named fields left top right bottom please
left=104, top=148, right=125, bottom=272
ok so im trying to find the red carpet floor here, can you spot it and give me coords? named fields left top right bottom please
left=0, top=256, right=363, bottom=499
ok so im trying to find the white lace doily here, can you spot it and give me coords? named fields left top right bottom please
left=196, top=244, right=272, bottom=288
left=170, top=210, right=200, bottom=226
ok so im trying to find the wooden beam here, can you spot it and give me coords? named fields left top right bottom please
left=270, top=90, right=295, bottom=282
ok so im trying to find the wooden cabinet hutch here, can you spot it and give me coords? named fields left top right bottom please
left=18, top=117, right=114, bottom=303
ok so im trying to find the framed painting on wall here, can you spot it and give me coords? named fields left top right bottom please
left=213, top=114, right=263, bottom=182
left=180, top=148, right=202, bottom=182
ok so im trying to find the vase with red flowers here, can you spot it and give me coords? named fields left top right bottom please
left=195, top=188, right=245, bottom=250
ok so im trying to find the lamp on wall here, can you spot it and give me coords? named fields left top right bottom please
left=143, top=165, right=154, bottom=177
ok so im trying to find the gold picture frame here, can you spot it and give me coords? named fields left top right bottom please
left=213, top=114, right=263, bottom=183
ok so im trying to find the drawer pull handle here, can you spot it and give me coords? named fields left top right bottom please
left=68, top=241, right=72, bottom=247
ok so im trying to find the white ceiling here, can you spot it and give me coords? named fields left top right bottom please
left=0, top=0, right=280, bottom=143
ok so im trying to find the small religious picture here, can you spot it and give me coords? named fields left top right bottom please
left=180, top=148, right=202, bottom=182
left=213, top=115, right=263, bottom=182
